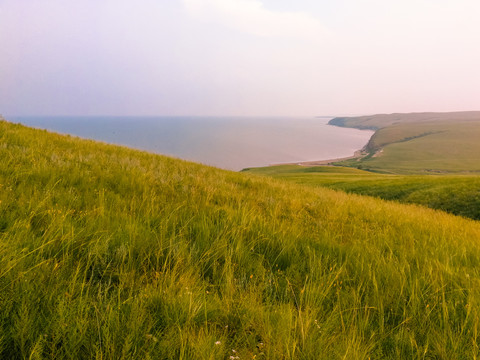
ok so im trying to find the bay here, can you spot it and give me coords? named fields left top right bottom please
left=8, top=116, right=373, bottom=171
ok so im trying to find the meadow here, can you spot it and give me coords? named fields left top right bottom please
left=2, top=119, right=480, bottom=359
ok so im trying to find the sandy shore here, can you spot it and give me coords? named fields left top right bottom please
left=273, top=150, right=366, bottom=167
left=270, top=120, right=375, bottom=167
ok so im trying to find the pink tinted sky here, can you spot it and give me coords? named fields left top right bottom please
left=1, top=0, right=479, bottom=116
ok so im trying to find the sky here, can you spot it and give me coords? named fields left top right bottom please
left=1, top=0, right=479, bottom=116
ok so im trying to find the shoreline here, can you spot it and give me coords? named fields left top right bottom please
left=272, top=149, right=366, bottom=167
left=272, top=120, right=375, bottom=167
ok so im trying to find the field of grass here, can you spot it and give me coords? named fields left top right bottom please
left=3, top=120, right=480, bottom=359
left=244, top=165, right=480, bottom=221
left=330, top=112, right=480, bottom=174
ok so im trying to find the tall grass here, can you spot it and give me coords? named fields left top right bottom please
left=1, top=120, right=480, bottom=359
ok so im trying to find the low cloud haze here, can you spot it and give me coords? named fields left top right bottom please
left=1, top=0, right=479, bottom=116
left=182, top=0, right=328, bottom=38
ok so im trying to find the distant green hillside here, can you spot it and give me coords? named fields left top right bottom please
left=329, top=111, right=480, bottom=174
left=329, top=111, right=480, bottom=130
left=2, top=120, right=480, bottom=359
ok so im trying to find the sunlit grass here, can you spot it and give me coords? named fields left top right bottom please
left=1, top=120, right=480, bottom=359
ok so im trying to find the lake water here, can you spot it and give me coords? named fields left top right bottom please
left=8, top=116, right=373, bottom=171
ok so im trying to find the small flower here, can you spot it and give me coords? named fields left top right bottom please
left=146, top=334, right=158, bottom=342
left=215, top=341, right=221, bottom=346
left=249, top=274, right=253, bottom=279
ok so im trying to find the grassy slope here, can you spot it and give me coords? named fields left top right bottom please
left=330, top=112, right=480, bottom=173
left=329, top=111, right=480, bottom=130
left=244, top=165, right=480, bottom=221
left=2, top=121, right=480, bottom=359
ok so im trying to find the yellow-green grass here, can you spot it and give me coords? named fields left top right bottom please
left=2, top=120, right=480, bottom=359
left=244, top=165, right=480, bottom=221
left=330, top=112, right=480, bottom=174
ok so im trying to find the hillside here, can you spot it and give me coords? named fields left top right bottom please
left=2, top=120, right=480, bottom=359
left=329, top=111, right=480, bottom=174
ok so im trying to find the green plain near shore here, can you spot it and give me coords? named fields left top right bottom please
left=1, top=118, right=480, bottom=359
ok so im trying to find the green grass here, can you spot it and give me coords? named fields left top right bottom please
left=2, top=120, right=480, bottom=359
left=244, top=165, right=480, bottom=221
left=330, top=112, right=480, bottom=174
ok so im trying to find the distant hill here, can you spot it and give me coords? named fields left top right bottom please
left=328, top=111, right=480, bottom=173
left=329, top=111, right=480, bottom=130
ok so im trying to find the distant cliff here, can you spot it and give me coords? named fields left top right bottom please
left=329, top=111, right=480, bottom=131
left=328, top=117, right=380, bottom=130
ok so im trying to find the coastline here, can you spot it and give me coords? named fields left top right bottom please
left=272, top=149, right=367, bottom=167
left=272, top=119, right=375, bottom=167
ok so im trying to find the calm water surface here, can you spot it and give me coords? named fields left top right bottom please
left=9, top=116, right=373, bottom=171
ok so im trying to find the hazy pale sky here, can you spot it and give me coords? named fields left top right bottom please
left=1, top=0, right=479, bottom=116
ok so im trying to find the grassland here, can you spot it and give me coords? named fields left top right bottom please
left=244, top=165, right=480, bottom=221
left=2, top=119, right=480, bottom=359
left=330, top=111, right=480, bottom=174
